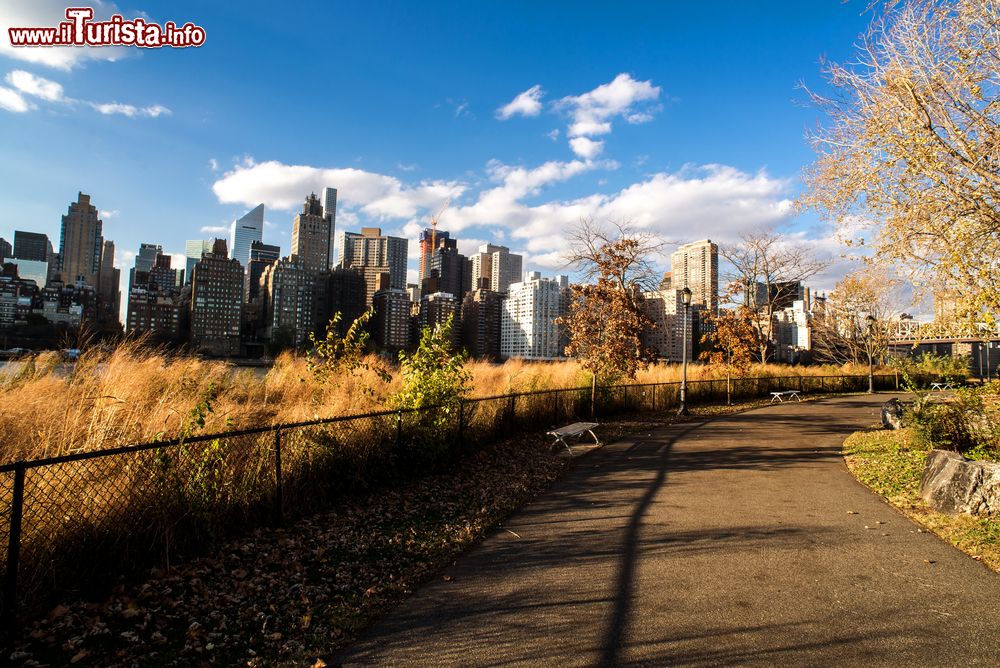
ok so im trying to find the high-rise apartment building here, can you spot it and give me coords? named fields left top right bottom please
left=461, top=282, right=503, bottom=359
left=321, top=187, right=337, bottom=269
left=185, top=239, right=214, bottom=284
left=260, top=255, right=315, bottom=348
left=127, top=252, right=182, bottom=340
left=58, top=192, right=104, bottom=287
left=0, top=237, right=10, bottom=262
left=336, top=227, right=408, bottom=305
left=190, top=239, right=243, bottom=356
left=419, top=292, right=460, bottom=348
left=291, top=193, right=330, bottom=273
left=320, top=267, right=368, bottom=337
left=229, top=203, right=264, bottom=270
left=12, top=231, right=52, bottom=263
left=470, top=244, right=523, bottom=294
left=246, top=240, right=280, bottom=303
left=96, top=240, right=120, bottom=326
left=428, top=245, right=472, bottom=302
left=640, top=289, right=692, bottom=362
left=500, top=273, right=569, bottom=360
left=372, top=273, right=411, bottom=350
left=671, top=239, right=718, bottom=314
left=418, top=228, right=451, bottom=282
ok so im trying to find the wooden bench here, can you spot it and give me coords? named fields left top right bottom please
left=770, top=390, right=802, bottom=403
left=546, top=422, right=601, bottom=455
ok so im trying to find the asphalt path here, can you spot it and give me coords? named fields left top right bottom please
left=335, top=394, right=1000, bottom=667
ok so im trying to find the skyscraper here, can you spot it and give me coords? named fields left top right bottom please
left=0, top=237, right=10, bottom=262
left=321, top=187, right=337, bottom=269
left=291, top=193, right=330, bottom=273
left=336, top=227, right=408, bottom=305
left=246, top=240, right=280, bottom=303
left=461, top=282, right=503, bottom=359
left=127, top=251, right=182, bottom=339
left=470, top=243, right=523, bottom=294
left=418, top=228, right=451, bottom=282
left=229, top=203, right=264, bottom=270
left=500, top=273, right=569, bottom=360
left=260, top=255, right=315, bottom=348
left=58, top=193, right=103, bottom=287
left=640, top=288, right=692, bottom=362
left=185, top=239, right=214, bottom=284
left=12, top=231, right=52, bottom=263
left=671, top=239, right=719, bottom=314
left=190, top=239, right=243, bottom=356
left=96, top=240, right=120, bottom=326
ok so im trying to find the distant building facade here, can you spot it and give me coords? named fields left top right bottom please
left=291, top=194, right=331, bottom=273
left=500, top=273, right=569, bottom=360
left=190, top=239, right=243, bottom=356
left=671, top=239, right=718, bottom=314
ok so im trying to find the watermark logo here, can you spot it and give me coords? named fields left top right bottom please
left=8, top=7, right=206, bottom=49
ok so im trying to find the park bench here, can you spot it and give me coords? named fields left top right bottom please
left=770, top=390, right=802, bottom=403
left=546, top=422, right=601, bottom=455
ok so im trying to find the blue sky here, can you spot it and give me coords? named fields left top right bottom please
left=0, top=1, right=879, bottom=318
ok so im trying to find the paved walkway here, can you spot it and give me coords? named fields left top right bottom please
left=336, top=395, right=1000, bottom=666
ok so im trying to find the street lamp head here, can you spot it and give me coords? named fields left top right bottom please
left=681, top=287, right=692, bottom=306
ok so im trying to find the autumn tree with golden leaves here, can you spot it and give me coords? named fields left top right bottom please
left=699, top=306, right=757, bottom=404
left=803, top=0, right=1000, bottom=323
left=559, top=221, right=661, bottom=409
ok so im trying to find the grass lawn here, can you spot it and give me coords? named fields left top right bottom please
left=843, top=427, right=1000, bottom=572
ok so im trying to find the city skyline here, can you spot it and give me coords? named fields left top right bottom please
left=0, top=1, right=882, bottom=320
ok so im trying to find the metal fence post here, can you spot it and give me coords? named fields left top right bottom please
left=623, top=385, right=629, bottom=412
left=457, top=400, right=465, bottom=451
left=273, top=430, right=283, bottom=526
left=507, top=394, right=516, bottom=435
left=551, top=392, right=558, bottom=426
left=395, top=410, right=403, bottom=451
left=4, top=462, right=26, bottom=641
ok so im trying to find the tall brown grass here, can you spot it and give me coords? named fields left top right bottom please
left=0, top=343, right=868, bottom=463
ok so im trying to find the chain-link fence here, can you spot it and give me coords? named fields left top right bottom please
left=0, top=372, right=910, bottom=636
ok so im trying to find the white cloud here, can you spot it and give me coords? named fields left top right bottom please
left=211, top=157, right=817, bottom=287
left=2, top=68, right=170, bottom=118
left=208, top=158, right=219, bottom=172
left=99, top=209, right=119, bottom=219
left=0, top=1, right=130, bottom=70
left=496, top=84, right=544, bottom=119
left=212, top=158, right=466, bottom=218
left=0, top=86, right=31, bottom=112
left=557, top=73, right=661, bottom=156
left=569, top=137, right=604, bottom=159
left=558, top=73, right=661, bottom=134
left=5, top=70, right=63, bottom=101
left=546, top=129, right=559, bottom=141
left=90, top=101, right=171, bottom=118
left=397, top=162, right=417, bottom=172
left=200, top=225, right=229, bottom=235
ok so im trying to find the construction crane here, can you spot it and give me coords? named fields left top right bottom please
left=429, top=198, right=451, bottom=252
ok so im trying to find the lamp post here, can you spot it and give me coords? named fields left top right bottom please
left=678, top=287, right=692, bottom=415
left=865, top=314, right=876, bottom=394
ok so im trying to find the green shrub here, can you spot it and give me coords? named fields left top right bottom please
left=907, top=382, right=1000, bottom=459
left=391, top=316, right=471, bottom=464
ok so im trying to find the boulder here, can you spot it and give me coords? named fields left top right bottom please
left=920, top=449, right=1000, bottom=517
left=881, top=398, right=905, bottom=430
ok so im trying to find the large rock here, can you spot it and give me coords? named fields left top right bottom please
left=881, top=398, right=905, bottom=430
left=920, top=449, right=1000, bottom=517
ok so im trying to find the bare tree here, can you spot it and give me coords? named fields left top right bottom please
left=811, top=268, right=900, bottom=391
left=721, top=230, right=827, bottom=362
left=802, top=0, right=1000, bottom=322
